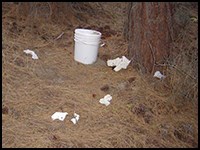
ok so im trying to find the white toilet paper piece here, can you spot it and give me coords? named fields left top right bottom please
left=24, top=49, right=39, bottom=59
left=107, top=57, right=122, bottom=67
left=71, top=118, right=77, bottom=124
left=71, top=113, right=80, bottom=124
left=153, top=71, right=166, bottom=79
left=100, top=43, right=106, bottom=47
left=74, top=113, right=80, bottom=121
left=99, top=94, right=112, bottom=106
left=107, top=56, right=131, bottom=72
left=51, top=112, right=68, bottom=121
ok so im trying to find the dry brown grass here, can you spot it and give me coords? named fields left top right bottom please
left=152, top=3, right=198, bottom=103
left=2, top=2, right=198, bottom=148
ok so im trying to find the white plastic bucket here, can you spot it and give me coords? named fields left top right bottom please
left=74, top=29, right=102, bottom=64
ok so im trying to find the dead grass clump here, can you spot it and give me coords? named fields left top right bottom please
left=167, top=3, right=198, bottom=103
left=146, top=3, right=198, bottom=104
left=173, top=122, right=198, bottom=147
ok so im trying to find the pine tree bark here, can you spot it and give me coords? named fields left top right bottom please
left=127, top=2, right=174, bottom=74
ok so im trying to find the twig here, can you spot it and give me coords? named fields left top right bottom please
left=148, top=42, right=156, bottom=74
left=55, top=32, right=64, bottom=40
left=32, top=32, right=65, bottom=49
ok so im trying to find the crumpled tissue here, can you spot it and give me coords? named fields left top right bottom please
left=99, top=94, right=112, bottom=106
left=71, top=113, right=80, bottom=124
left=153, top=71, right=166, bottom=79
left=51, top=112, right=68, bottom=121
left=107, top=56, right=131, bottom=72
left=24, top=49, right=39, bottom=59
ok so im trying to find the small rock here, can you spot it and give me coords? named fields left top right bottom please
left=51, top=135, right=59, bottom=141
left=100, top=54, right=110, bottom=62
left=92, top=94, right=96, bottom=98
left=2, top=106, right=9, bottom=114
left=100, top=84, right=109, bottom=92
left=128, top=77, right=136, bottom=83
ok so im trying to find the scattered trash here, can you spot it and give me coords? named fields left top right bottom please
left=190, top=16, right=198, bottom=23
left=71, top=113, right=80, bottom=124
left=99, top=94, right=112, bottom=106
left=100, top=42, right=106, bottom=47
left=153, top=71, right=166, bottom=79
left=23, top=49, right=38, bottom=59
left=107, top=57, right=121, bottom=66
left=107, top=56, right=131, bottom=72
left=51, top=112, right=68, bottom=121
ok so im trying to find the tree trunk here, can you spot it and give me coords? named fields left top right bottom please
left=127, top=2, right=174, bottom=74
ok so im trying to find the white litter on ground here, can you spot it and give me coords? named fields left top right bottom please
left=107, top=56, right=131, bottom=72
left=153, top=71, right=166, bottom=79
left=71, top=113, right=80, bottom=124
left=100, top=42, right=106, bottom=47
left=51, top=112, right=68, bottom=121
left=99, top=94, right=112, bottom=106
left=107, top=57, right=121, bottom=66
left=24, top=49, right=39, bottom=59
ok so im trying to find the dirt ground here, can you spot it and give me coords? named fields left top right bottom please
left=2, top=2, right=198, bottom=148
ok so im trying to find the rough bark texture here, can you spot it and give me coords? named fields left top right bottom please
left=127, top=2, right=174, bottom=74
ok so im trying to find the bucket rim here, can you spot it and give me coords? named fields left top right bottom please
left=75, top=28, right=102, bottom=37
left=74, top=35, right=101, bottom=40
left=74, top=38, right=101, bottom=45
